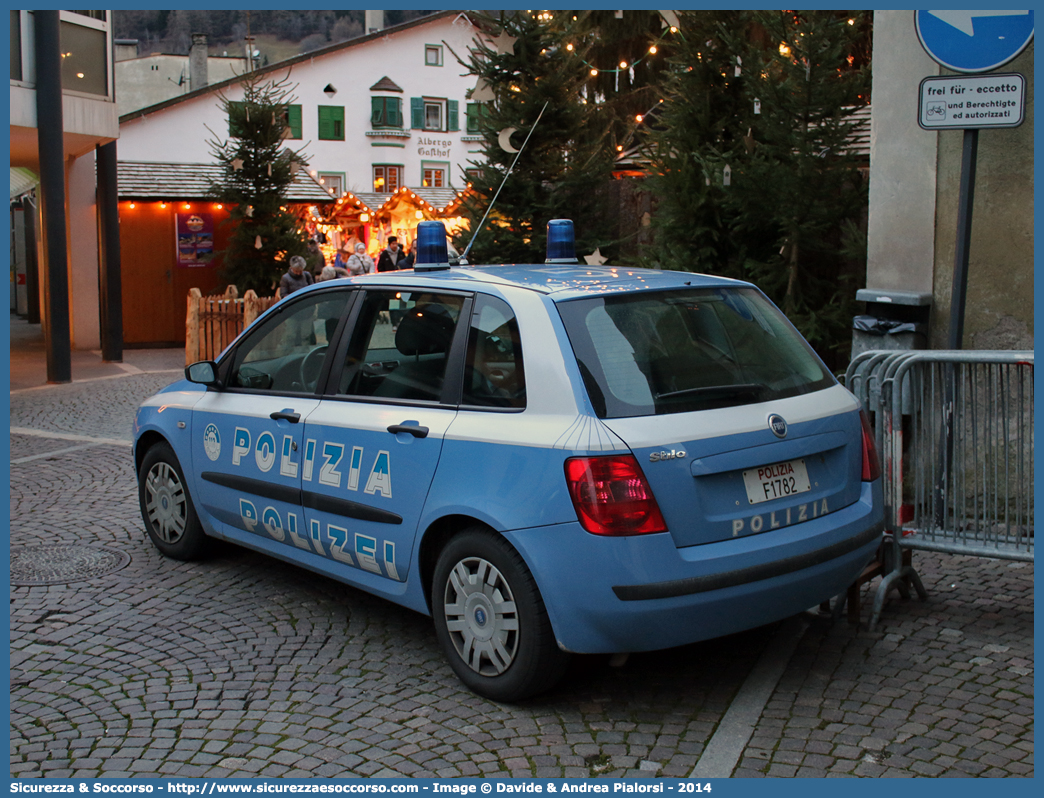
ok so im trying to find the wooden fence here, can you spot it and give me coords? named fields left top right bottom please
left=185, top=285, right=279, bottom=366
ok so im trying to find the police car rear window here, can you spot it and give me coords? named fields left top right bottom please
left=557, top=287, right=834, bottom=418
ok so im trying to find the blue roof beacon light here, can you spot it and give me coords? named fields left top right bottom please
left=545, top=219, right=578, bottom=264
left=414, top=221, right=451, bottom=271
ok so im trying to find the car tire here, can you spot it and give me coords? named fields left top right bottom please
left=432, top=527, right=570, bottom=702
left=138, top=441, right=210, bottom=561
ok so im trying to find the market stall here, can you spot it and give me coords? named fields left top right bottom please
left=317, top=185, right=470, bottom=264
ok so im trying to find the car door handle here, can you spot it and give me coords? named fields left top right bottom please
left=388, top=423, right=429, bottom=438
left=270, top=411, right=301, bottom=423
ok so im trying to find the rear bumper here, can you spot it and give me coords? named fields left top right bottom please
left=505, top=480, right=883, bottom=653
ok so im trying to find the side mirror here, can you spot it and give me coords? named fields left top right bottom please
left=186, top=360, right=222, bottom=388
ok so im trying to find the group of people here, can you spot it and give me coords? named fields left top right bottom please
left=280, top=235, right=418, bottom=299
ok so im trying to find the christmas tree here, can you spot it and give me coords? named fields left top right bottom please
left=207, top=73, right=309, bottom=296
left=644, top=10, right=872, bottom=369
left=641, top=10, right=754, bottom=275
left=452, top=11, right=616, bottom=265
left=549, top=10, right=674, bottom=150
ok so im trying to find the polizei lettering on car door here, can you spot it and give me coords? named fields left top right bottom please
left=220, top=425, right=401, bottom=581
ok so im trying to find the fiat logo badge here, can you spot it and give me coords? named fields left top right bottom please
left=768, top=414, right=788, bottom=438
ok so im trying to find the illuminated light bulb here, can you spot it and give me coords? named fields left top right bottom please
left=215, top=204, right=222, bottom=210
left=635, top=114, right=643, bottom=123
left=590, top=68, right=599, bottom=76
left=566, top=43, right=573, bottom=51
left=183, top=203, right=191, bottom=210
left=670, top=26, right=678, bottom=33
left=649, top=46, right=658, bottom=55
left=620, top=61, right=628, bottom=69
left=160, top=203, right=167, bottom=209
left=848, top=18, right=855, bottom=25
left=128, top=202, right=136, bottom=209
left=779, top=43, right=791, bottom=57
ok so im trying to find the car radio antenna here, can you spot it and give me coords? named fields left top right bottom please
left=459, top=100, right=549, bottom=265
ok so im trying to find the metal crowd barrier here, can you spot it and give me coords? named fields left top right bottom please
left=844, top=350, right=1034, bottom=627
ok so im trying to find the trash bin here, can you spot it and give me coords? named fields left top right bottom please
left=851, top=289, right=931, bottom=358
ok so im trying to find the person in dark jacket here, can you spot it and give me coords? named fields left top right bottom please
left=279, top=256, right=314, bottom=298
left=376, top=236, right=404, bottom=272
left=304, top=239, right=326, bottom=278
left=398, top=238, right=418, bottom=270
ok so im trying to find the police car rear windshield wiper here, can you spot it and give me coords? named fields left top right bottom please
left=655, top=383, right=765, bottom=402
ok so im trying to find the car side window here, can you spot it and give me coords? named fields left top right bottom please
left=337, top=289, right=465, bottom=402
left=462, top=295, right=526, bottom=409
left=228, top=292, right=350, bottom=393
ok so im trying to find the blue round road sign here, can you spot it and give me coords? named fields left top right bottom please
left=916, top=10, right=1034, bottom=73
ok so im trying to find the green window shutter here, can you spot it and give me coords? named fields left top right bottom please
left=318, top=106, right=345, bottom=140
left=371, top=97, right=384, bottom=127
left=318, top=106, right=333, bottom=139
left=466, top=103, right=479, bottom=134
left=447, top=99, right=459, bottom=132
left=388, top=98, right=401, bottom=128
left=287, top=104, right=302, bottom=139
left=410, top=97, right=424, bottom=129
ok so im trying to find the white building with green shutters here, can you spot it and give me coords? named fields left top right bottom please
left=117, top=11, right=485, bottom=204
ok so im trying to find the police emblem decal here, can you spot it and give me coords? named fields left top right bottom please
left=203, top=423, right=221, bottom=461
left=768, top=414, right=787, bottom=438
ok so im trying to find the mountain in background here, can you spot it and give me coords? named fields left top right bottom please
left=113, top=9, right=437, bottom=62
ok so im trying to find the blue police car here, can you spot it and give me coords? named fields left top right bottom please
left=134, top=220, right=883, bottom=701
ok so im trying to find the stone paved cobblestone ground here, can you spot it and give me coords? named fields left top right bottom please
left=8, top=325, right=1034, bottom=778
left=734, top=554, right=1033, bottom=778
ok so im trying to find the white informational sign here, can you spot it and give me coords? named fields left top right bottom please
left=918, top=72, right=1026, bottom=130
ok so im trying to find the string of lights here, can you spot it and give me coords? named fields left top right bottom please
left=547, top=13, right=681, bottom=77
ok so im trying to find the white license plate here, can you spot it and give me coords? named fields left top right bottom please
left=742, top=459, right=812, bottom=505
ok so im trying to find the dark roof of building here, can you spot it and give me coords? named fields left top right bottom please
left=119, top=11, right=471, bottom=124
left=370, top=76, right=404, bottom=93
left=116, top=161, right=335, bottom=203
left=10, top=167, right=39, bottom=199
left=845, top=104, right=871, bottom=159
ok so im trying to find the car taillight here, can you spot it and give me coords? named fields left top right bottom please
left=564, top=455, right=668, bottom=536
left=860, top=409, right=881, bottom=482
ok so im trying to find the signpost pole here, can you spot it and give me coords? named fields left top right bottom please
left=938, top=126, right=978, bottom=523
left=913, top=10, right=1032, bottom=525
left=947, top=128, right=978, bottom=350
